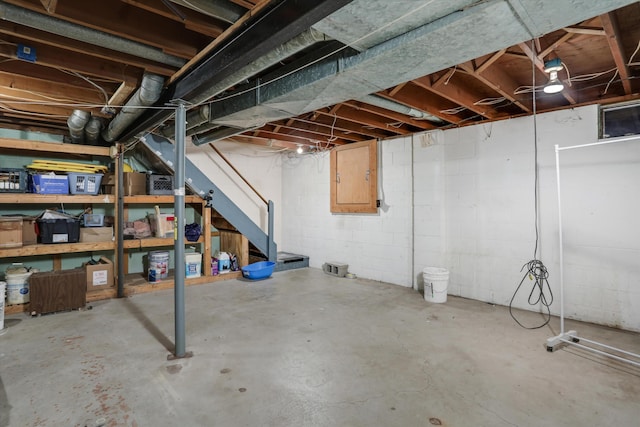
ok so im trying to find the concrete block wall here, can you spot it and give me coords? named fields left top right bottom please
left=280, top=105, right=640, bottom=331
left=281, top=139, right=414, bottom=286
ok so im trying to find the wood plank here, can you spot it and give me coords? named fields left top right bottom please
left=0, top=241, right=115, bottom=258
left=0, top=137, right=111, bottom=155
left=123, top=237, right=204, bottom=249
left=563, top=25, right=606, bottom=36
left=220, top=231, right=249, bottom=268
left=600, top=13, right=632, bottom=95
left=0, top=193, right=114, bottom=204
left=460, top=61, right=532, bottom=113
left=0, top=21, right=176, bottom=77
left=124, top=195, right=202, bottom=204
left=39, top=0, right=57, bottom=13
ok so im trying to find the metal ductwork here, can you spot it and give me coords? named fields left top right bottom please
left=0, top=2, right=186, bottom=68
left=84, top=116, right=103, bottom=145
left=162, top=28, right=331, bottom=138
left=67, top=110, right=90, bottom=144
left=359, top=94, right=443, bottom=123
left=161, top=105, right=210, bottom=137
left=119, top=0, right=352, bottom=142
left=168, top=0, right=244, bottom=24
left=102, top=74, right=165, bottom=143
left=206, top=0, right=638, bottom=129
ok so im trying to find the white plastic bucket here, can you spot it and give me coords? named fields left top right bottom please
left=149, top=251, right=170, bottom=282
left=185, top=253, right=202, bottom=278
left=0, top=281, right=5, bottom=332
left=423, top=267, right=449, bottom=303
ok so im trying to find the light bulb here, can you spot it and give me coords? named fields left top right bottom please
left=296, top=145, right=303, bottom=154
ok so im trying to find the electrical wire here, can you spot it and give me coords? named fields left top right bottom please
left=509, top=39, right=553, bottom=330
left=509, top=260, right=554, bottom=329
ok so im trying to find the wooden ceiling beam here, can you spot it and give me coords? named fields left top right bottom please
left=2, top=0, right=206, bottom=59
left=378, top=85, right=461, bottom=124
left=458, top=61, right=532, bottom=113
left=0, top=100, right=77, bottom=119
left=0, top=42, right=139, bottom=85
left=415, top=75, right=503, bottom=120
left=0, top=21, right=178, bottom=76
left=226, top=134, right=300, bottom=151
left=272, top=119, right=367, bottom=142
left=518, top=42, right=577, bottom=104
left=538, top=32, right=574, bottom=60
left=39, top=0, right=56, bottom=14
left=343, top=100, right=437, bottom=130
left=0, top=71, right=105, bottom=104
left=253, top=129, right=348, bottom=145
left=120, top=0, right=225, bottom=38
left=476, top=49, right=506, bottom=74
left=317, top=105, right=411, bottom=135
left=267, top=123, right=361, bottom=143
left=563, top=25, right=606, bottom=36
left=600, top=12, right=632, bottom=95
left=299, top=114, right=392, bottom=140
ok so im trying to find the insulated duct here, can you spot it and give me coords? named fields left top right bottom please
left=359, top=94, right=443, bottom=123
left=102, top=74, right=165, bottom=143
left=67, top=110, right=90, bottom=144
left=163, top=29, right=330, bottom=138
left=192, top=126, right=257, bottom=145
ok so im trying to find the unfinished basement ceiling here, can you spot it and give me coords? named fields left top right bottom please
left=0, top=0, right=638, bottom=150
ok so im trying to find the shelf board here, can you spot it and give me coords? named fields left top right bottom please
left=0, top=137, right=110, bottom=156
left=124, top=195, right=202, bottom=204
left=0, top=241, right=115, bottom=258
left=0, top=194, right=115, bottom=204
left=123, top=236, right=204, bottom=249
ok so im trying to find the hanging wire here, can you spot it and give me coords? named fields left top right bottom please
left=509, top=39, right=553, bottom=329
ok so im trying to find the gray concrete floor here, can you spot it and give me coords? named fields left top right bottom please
left=1, top=267, right=639, bottom=427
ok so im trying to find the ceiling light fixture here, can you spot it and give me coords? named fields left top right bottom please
left=296, top=145, right=303, bottom=154
left=543, top=58, right=565, bottom=94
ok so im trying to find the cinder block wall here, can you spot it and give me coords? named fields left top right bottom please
left=282, top=105, right=640, bottom=331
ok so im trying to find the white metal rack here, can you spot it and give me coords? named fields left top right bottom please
left=546, top=134, right=640, bottom=367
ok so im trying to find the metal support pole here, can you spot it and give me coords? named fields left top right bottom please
left=268, top=200, right=276, bottom=262
left=117, top=144, right=125, bottom=298
left=171, top=102, right=189, bottom=359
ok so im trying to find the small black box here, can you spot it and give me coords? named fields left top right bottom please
left=37, top=218, right=81, bottom=244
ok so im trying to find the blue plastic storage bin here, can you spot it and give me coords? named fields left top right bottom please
left=68, top=173, right=103, bottom=195
left=31, top=174, right=69, bottom=194
left=241, top=261, right=276, bottom=280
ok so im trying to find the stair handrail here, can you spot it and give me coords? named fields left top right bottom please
left=209, top=143, right=267, bottom=206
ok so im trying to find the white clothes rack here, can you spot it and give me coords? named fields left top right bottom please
left=546, top=134, right=640, bottom=367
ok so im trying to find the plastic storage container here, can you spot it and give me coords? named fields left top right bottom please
left=185, top=253, right=202, bottom=278
left=0, top=168, right=27, bottom=193
left=37, top=218, right=81, bottom=243
left=423, top=267, right=449, bottom=303
left=30, top=174, right=69, bottom=194
left=68, top=173, right=103, bottom=195
left=147, top=174, right=173, bottom=195
left=241, top=261, right=276, bottom=280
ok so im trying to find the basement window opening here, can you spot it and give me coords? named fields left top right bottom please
left=600, top=101, right=640, bottom=139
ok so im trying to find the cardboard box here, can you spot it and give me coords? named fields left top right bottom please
left=22, top=216, right=37, bottom=245
left=80, top=226, right=113, bottom=243
left=102, top=172, right=146, bottom=196
left=0, top=216, right=22, bottom=248
left=84, top=256, right=114, bottom=291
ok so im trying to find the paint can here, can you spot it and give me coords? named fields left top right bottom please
left=148, top=251, right=169, bottom=281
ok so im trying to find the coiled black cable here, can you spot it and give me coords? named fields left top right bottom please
left=509, top=259, right=554, bottom=329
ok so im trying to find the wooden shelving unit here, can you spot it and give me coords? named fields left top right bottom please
left=1, top=138, right=246, bottom=315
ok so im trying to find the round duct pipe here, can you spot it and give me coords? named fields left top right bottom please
left=67, top=110, right=90, bottom=144
left=84, top=116, right=104, bottom=145
left=102, top=73, right=165, bottom=142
